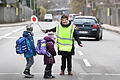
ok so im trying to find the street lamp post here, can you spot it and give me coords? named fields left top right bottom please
left=30, top=0, right=32, bottom=9
left=85, top=0, right=89, bottom=15
left=86, top=0, right=88, bottom=7
left=34, top=0, right=35, bottom=11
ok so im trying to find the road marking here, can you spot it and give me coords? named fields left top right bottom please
left=79, top=73, right=102, bottom=75
left=0, top=27, right=25, bottom=40
left=78, top=51, right=84, bottom=55
left=3, top=37, right=19, bottom=39
left=3, top=36, right=43, bottom=39
left=1, top=73, right=120, bottom=76
left=0, top=27, right=12, bottom=30
left=0, top=73, right=59, bottom=75
left=32, top=73, right=59, bottom=75
left=83, top=59, right=91, bottom=67
left=105, top=73, right=120, bottom=75
left=0, top=73, right=20, bottom=75
left=79, top=73, right=120, bottom=76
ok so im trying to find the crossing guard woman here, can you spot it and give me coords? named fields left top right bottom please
left=42, top=14, right=83, bottom=75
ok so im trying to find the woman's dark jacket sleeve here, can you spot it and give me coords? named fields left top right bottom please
left=45, top=27, right=56, bottom=33
left=73, top=30, right=82, bottom=45
left=45, top=27, right=82, bottom=45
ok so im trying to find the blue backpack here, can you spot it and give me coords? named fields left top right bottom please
left=15, top=37, right=28, bottom=54
left=35, top=39, right=51, bottom=57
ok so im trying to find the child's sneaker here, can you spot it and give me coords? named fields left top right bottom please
left=44, top=70, right=55, bottom=79
left=24, top=74, right=34, bottom=78
left=23, top=69, right=34, bottom=78
left=44, top=75, right=55, bottom=79
left=51, top=75, right=55, bottom=78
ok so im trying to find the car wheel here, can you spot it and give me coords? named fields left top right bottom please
left=100, top=32, right=103, bottom=40
left=100, top=35, right=102, bottom=40
left=95, top=35, right=100, bottom=41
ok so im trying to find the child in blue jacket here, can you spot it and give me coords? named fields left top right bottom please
left=23, top=25, right=36, bottom=78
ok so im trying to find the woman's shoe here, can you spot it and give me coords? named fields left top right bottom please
left=68, top=71, right=73, bottom=75
left=59, top=71, right=64, bottom=75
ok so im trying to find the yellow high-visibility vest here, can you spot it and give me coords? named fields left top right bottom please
left=56, top=24, right=75, bottom=52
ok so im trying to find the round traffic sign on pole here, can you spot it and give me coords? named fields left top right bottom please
left=31, top=15, right=38, bottom=23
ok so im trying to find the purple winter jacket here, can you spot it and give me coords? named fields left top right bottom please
left=43, top=36, right=56, bottom=65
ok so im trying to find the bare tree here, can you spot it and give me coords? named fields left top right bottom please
left=36, top=0, right=56, bottom=10
left=69, top=0, right=84, bottom=13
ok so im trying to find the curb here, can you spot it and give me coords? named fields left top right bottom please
left=0, top=21, right=32, bottom=27
left=0, top=24, right=28, bottom=27
left=102, top=25, right=120, bottom=34
left=0, top=21, right=57, bottom=27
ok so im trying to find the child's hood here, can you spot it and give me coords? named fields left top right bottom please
left=23, top=31, right=32, bottom=37
left=44, top=36, right=55, bottom=43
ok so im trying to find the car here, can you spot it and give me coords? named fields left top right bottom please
left=44, top=14, right=53, bottom=22
left=73, top=16, right=103, bottom=41
left=69, top=14, right=80, bottom=21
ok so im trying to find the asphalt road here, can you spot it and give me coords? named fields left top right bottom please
left=0, top=21, right=120, bottom=80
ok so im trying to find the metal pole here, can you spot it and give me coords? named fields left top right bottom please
left=34, top=0, right=35, bottom=11
left=30, top=0, right=32, bottom=9
left=85, top=0, right=88, bottom=15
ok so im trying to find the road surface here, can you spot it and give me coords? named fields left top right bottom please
left=0, top=21, right=120, bottom=80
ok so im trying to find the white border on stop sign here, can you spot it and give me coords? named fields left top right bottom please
left=31, top=15, right=38, bottom=23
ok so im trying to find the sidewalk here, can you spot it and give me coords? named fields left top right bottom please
left=102, top=24, right=120, bottom=34
left=0, top=21, right=32, bottom=27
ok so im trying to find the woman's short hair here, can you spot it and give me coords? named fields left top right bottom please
left=61, top=14, right=69, bottom=20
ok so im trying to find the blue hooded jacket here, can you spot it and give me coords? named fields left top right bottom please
left=23, top=31, right=36, bottom=58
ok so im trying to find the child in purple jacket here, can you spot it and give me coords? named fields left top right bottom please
left=43, top=33, right=56, bottom=79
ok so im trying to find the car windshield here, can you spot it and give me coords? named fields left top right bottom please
left=73, top=18, right=96, bottom=25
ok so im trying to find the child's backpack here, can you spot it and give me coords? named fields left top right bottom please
left=36, top=39, right=51, bottom=57
left=15, top=37, right=28, bottom=54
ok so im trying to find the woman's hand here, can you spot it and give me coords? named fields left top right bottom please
left=79, top=44, right=83, bottom=47
left=41, top=30, right=46, bottom=33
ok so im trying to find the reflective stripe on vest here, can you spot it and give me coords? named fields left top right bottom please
left=56, top=24, right=75, bottom=52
